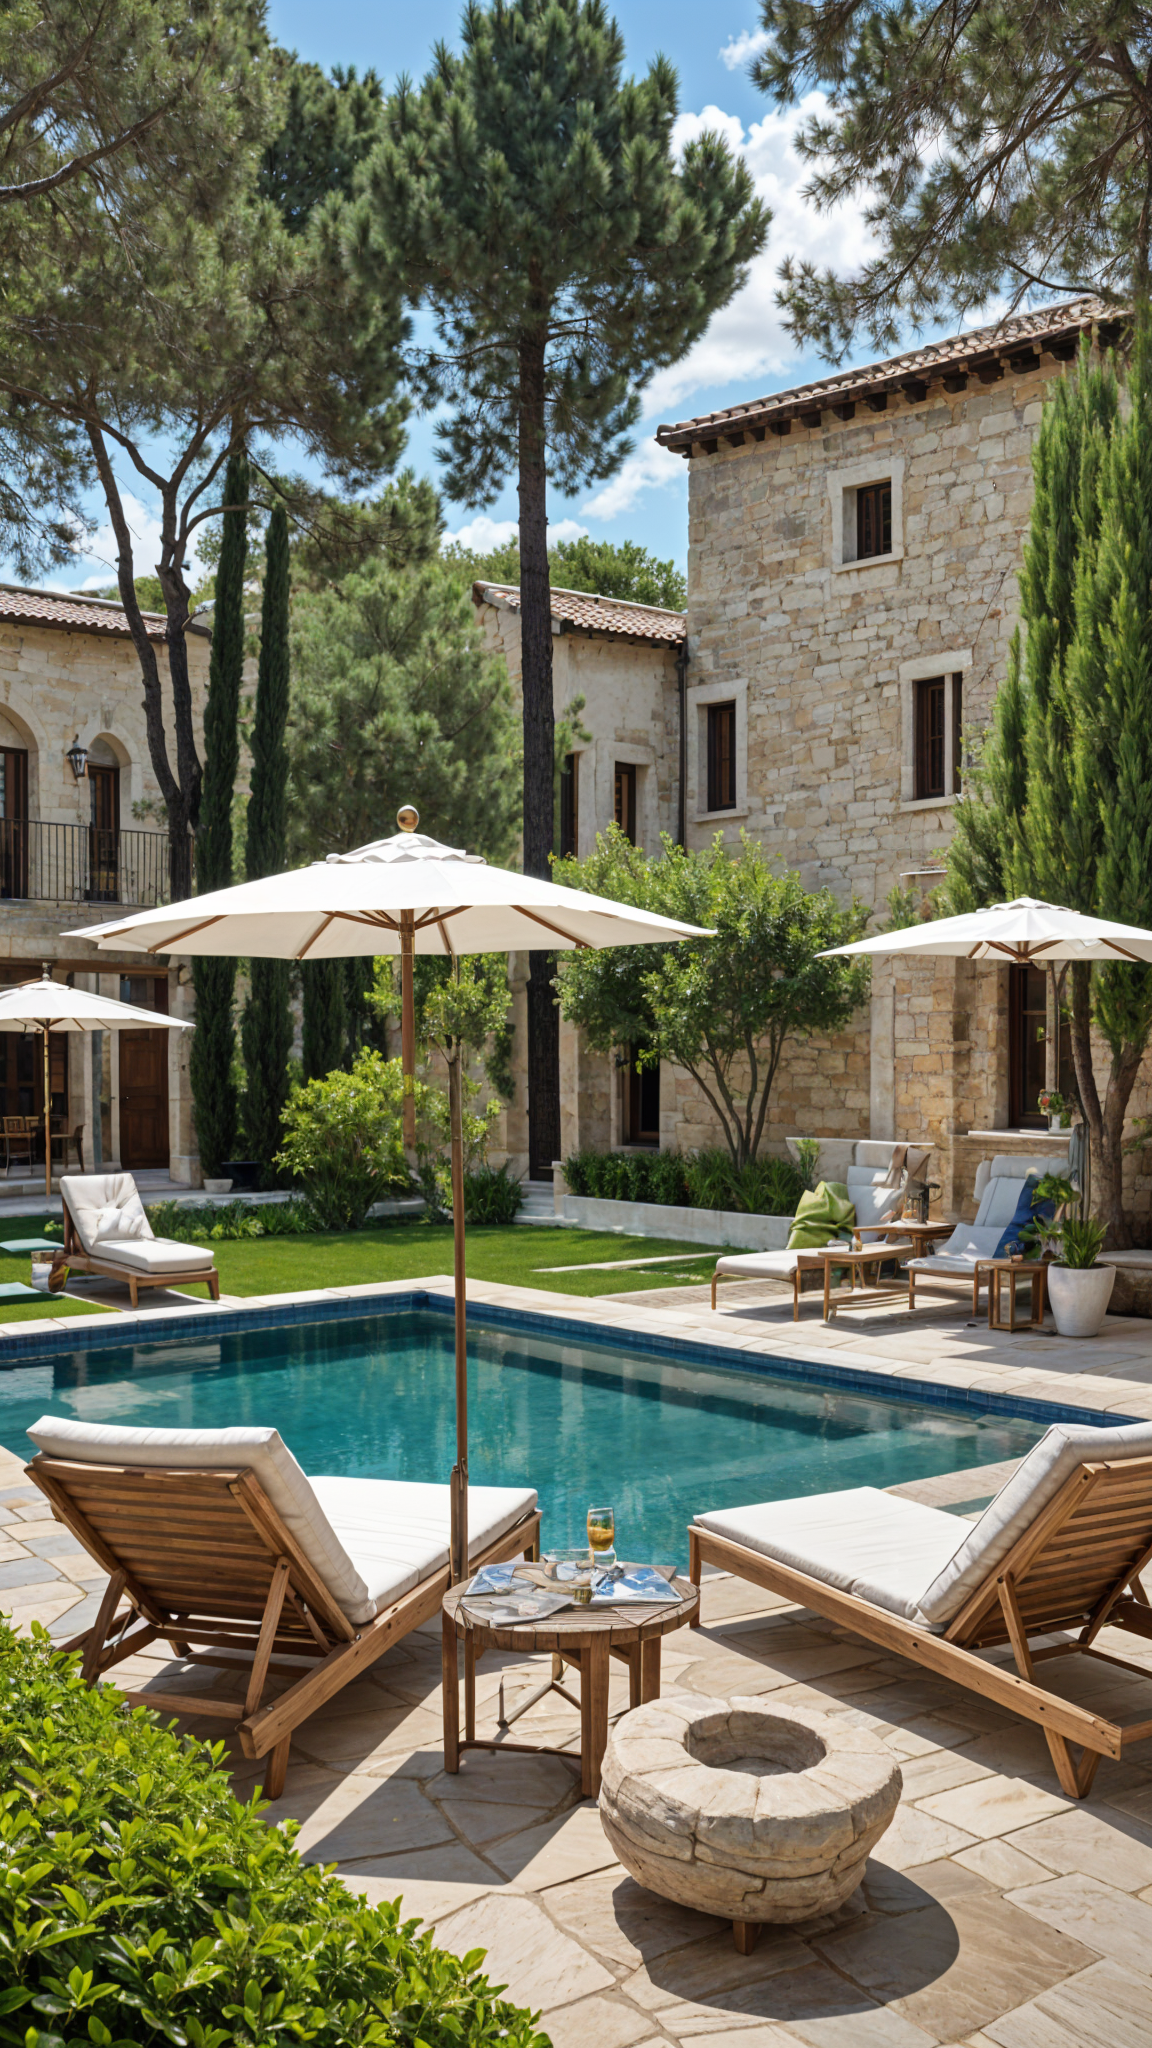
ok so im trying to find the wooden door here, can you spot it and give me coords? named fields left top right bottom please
left=88, top=763, right=120, bottom=902
left=0, top=747, right=27, bottom=898
left=119, top=1029, right=169, bottom=1167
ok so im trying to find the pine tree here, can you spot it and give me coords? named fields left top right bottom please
left=302, top=960, right=346, bottom=1081
left=189, top=449, right=246, bottom=1179
left=354, top=0, right=766, bottom=1174
left=241, top=506, right=294, bottom=1185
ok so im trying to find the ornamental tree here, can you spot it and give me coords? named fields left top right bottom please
left=555, top=829, right=871, bottom=1166
left=752, top=0, right=1152, bottom=360
left=352, top=0, right=767, bottom=1173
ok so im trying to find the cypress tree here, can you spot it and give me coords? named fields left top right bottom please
left=189, top=449, right=247, bottom=1179
left=241, top=506, right=294, bottom=1185
left=302, top=960, right=346, bottom=1080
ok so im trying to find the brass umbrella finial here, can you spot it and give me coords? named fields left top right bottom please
left=397, top=805, right=419, bottom=832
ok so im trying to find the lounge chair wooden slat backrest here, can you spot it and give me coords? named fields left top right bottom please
left=28, top=1443, right=541, bottom=1799
left=690, top=1438, right=1152, bottom=1801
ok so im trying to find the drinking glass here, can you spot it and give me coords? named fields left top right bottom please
left=587, top=1505, right=616, bottom=1568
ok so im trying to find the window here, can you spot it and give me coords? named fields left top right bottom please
left=88, top=762, right=120, bottom=903
left=0, top=746, right=27, bottom=900
left=614, top=762, right=636, bottom=843
left=913, top=677, right=947, bottom=799
left=706, top=702, right=736, bottom=812
left=856, top=481, right=892, bottom=560
left=1009, top=965, right=1074, bottom=1129
left=622, top=1044, right=660, bottom=1146
left=559, top=751, right=578, bottom=858
left=952, top=671, right=964, bottom=792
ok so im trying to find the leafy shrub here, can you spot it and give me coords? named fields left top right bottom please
left=276, top=1052, right=414, bottom=1231
left=146, top=1199, right=321, bottom=1243
left=463, top=1161, right=524, bottom=1224
left=1057, top=1215, right=1108, bottom=1268
left=0, top=1621, right=547, bottom=2048
left=563, top=1148, right=800, bottom=1216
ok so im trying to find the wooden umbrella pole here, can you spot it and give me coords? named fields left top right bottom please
left=42, top=1023, right=51, bottom=1200
left=448, top=1042, right=469, bottom=1585
left=400, top=910, right=416, bottom=1151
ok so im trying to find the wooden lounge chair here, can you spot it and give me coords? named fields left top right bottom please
left=710, top=1158, right=907, bottom=1315
left=689, top=1419, right=1152, bottom=1799
left=49, top=1171, right=219, bottom=1306
left=25, top=1416, right=540, bottom=1798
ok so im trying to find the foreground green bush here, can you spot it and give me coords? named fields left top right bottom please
left=462, top=1162, right=523, bottom=1224
left=276, top=1053, right=415, bottom=1231
left=0, top=1622, right=548, bottom=2048
left=564, top=1147, right=802, bottom=1216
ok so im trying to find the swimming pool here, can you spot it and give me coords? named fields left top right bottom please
left=0, top=1301, right=1071, bottom=1561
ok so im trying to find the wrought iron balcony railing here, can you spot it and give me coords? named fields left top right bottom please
left=0, top=820, right=184, bottom=909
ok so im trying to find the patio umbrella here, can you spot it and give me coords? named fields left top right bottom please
left=818, top=896, right=1152, bottom=965
left=0, top=971, right=189, bottom=1199
left=67, top=813, right=710, bottom=1580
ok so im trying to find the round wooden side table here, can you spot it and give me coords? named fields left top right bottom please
left=441, top=1567, right=698, bottom=1799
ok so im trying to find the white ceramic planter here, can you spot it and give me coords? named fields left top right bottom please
left=202, top=1177, right=233, bottom=1196
left=1047, top=1262, right=1116, bottom=1338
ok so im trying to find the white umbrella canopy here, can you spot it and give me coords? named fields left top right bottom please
left=0, top=973, right=189, bottom=1197
left=65, top=827, right=710, bottom=960
left=66, top=817, right=711, bottom=1583
left=819, top=897, right=1152, bottom=965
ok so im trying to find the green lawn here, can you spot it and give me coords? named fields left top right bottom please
left=0, top=1218, right=729, bottom=1322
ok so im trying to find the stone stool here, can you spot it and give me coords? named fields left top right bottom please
left=599, top=1693, right=902, bottom=1952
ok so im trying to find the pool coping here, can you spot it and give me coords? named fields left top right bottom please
left=0, top=1272, right=1148, bottom=1433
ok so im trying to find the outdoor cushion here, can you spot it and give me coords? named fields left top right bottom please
left=28, top=1417, right=377, bottom=1624
left=973, top=1153, right=1068, bottom=1204
left=846, top=1169, right=906, bottom=1229
left=787, top=1181, right=854, bottom=1251
left=93, top=1193, right=150, bottom=1243
left=309, top=1476, right=538, bottom=1610
left=692, top=1487, right=963, bottom=1626
left=715, top=1248, right=822, bottom=1282
left=907, top=1177, right=1032, bottom=1280
left=86, top=1237, right=216, bottom=1276
left=918, top=1419, right=1152, bottom=1625
left=63, top=1173, right=155, bottom=1255
left=992, top=1179, right=1052, bottom=1259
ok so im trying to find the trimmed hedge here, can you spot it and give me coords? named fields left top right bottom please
left=0, top=1621, right=549, bottom=2048
left=563, top=1146, right=802, bottom=1217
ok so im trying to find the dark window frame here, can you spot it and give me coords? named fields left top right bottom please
left=622, top=1043, right=660, bottom=1147
left=706, top=700, right=737, bottom=812
left=614, top=761, right=637, bottom=843
left=913, top=676, right=947, bottom=799
left=559, top=750, right=578, bottom=858
left=855, top=480, right=893, bottom=560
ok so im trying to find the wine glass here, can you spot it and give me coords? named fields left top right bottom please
left=587, top=1505, right=616, bottom=1569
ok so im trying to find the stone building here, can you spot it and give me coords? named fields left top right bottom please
left=0, top=585, right=211, bottom=1186
left=481, top=297, right=1152, bottom=1221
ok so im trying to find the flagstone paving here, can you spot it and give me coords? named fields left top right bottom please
left=9, top=1273, right=1152, bottom=2044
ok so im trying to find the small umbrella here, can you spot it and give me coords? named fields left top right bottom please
left=68, top=813, right=710, bottom=1580
left=0, top=970, right=189, bottom=1199
left=818, top=896, right=1152, bottom=964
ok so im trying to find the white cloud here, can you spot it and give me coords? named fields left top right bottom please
left=49, top=490, right=208, bottom=593
left=442, top=512, right=589, bottom=553
left=719, top=28, right=769, bottom=71
left=654, top=92, right=878, bottom=421
left=582, top=439, right=688, bottom=522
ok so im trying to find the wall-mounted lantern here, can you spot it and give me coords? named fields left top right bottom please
left=66, top=736, right=88, bottom=781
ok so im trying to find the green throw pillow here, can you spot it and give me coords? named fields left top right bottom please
left=786, top=1180, right=856, bottom=1251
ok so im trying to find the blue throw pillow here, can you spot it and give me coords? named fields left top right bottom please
left=994, top=1177, right=1054, bottom=1258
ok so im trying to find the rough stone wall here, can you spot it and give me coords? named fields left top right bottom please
left=0, top=617, right=211, bottom=1180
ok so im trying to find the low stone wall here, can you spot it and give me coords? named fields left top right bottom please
left=562, top=1193, right=793, bottom=1251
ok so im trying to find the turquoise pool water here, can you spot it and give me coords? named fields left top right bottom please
left=1, top=1308, right=1048, bottom=1561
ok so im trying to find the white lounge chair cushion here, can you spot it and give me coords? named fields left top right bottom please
left=88, top=1237, right=215, bottom=1276
left=693, top=1487, right=963, bottom=1626
left=714, top=1245, right=849, bottom=1282
left=846, top=1170, right=906, bottom=1228
left=309, top=1476, right=537, bottom=1610
left=93, top=1193, right=150, bottom=1243
left=63, top=1172, right=155, bottom=1254
left=918, top=1419, right=1152, bottom=1624
left=27, top=1417, right=534, bottom=1627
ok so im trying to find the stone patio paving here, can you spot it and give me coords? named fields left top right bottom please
left=7, top=1275, right=1152, bottom=2045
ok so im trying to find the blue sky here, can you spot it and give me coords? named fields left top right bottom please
left=41, top=0, right=899, bottom=587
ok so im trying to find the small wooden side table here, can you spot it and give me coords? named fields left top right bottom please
left=441, top=1567, right=698, bottom=1799
left=975, top=1257, right=1047, bottom=1331
left=796, top=1239, right=916, bottom=1321
left=854, top=1219, right=956, bottom=1256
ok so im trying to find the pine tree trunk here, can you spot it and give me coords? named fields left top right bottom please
left=242, top=505, right=293, bottom=1185
left=518, top=329, right=560, bottom=1178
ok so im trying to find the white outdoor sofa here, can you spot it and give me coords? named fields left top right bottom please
left=689, top=1417, right=1152, bottom=1798
left=26, top=1415, right=540, bottom=1797
left=49, top=1172, right=219, bottom=1306
left=710, top=1141, right=925, bottom=1314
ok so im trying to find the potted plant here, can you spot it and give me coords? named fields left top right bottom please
left=1046, top=1216, right=1115, bottom=1338
left=1037, top=1088, right=1071, bottom=1131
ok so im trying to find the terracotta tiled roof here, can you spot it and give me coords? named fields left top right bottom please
left=656, top=296, right=1127, bottom=452
left=0, top=583, right=172, bottom=640
left=473, top=581, right=686, bottom=646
